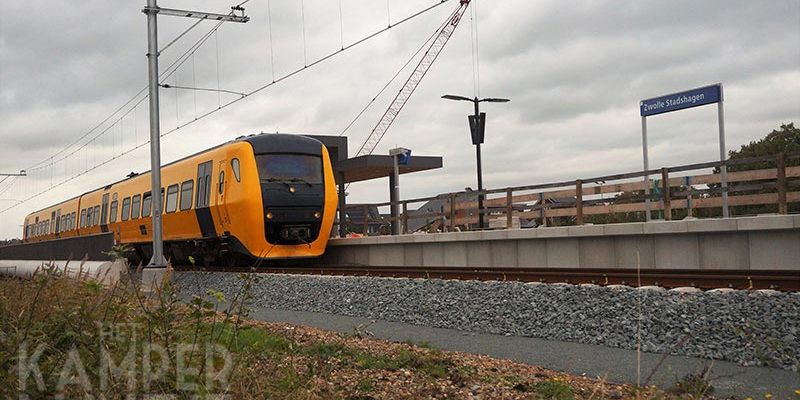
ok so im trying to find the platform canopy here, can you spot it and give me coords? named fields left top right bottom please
left=303, top=135, right=442, bottom=183
left=337, top=155, right=443, bottom=183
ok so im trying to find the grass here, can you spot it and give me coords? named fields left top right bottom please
left=0, top=266, right=690, bottom=399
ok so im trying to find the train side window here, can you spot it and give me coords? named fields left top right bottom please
left=87, top=208, right=94, bottom=227
left=109, top=201, right=118, bottom=223
left=79, top=210, right=85, bottom=228
left=218, top=171, right=225, bottom=194
left=180, top=180, right=193, bottom=211
left=142, top=193, right=152, bottom=217
left=166, top=184, right=179, bottom=213
left=122, top=197, right=131, bottom=221
left=70, top=212, right=76, bottom=230
left=196, top=161, right=212, bottom=208
left=231, top=158, right=241, bottom=182
left=131, top=195, right=141, bottom=219
left=93, top=206, right=100, bottom=226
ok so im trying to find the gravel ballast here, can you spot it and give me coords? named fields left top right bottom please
left=175, top=272, right=800, bottom=371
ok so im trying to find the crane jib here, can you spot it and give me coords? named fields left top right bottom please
left=354, top=0, right=473, bottom=158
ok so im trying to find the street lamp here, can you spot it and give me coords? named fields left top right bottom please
left=442, top=95, right=510, bottom=229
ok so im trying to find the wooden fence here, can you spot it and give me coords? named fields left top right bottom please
left=338, top=152, right=800, bottom=235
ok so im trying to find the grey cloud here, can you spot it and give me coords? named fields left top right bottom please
left=2, top=0, right=799, bottom=238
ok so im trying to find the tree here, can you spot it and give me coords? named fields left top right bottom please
left=724, top=122, right=800, bottom=171
left=701, top=122, right=800, bottom=216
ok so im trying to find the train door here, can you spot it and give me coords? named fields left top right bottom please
left=215, top=159, right=231, bottom=228
left=195, top=161, right=216, bottom=238
left=100, top=193, right=109, bottom=233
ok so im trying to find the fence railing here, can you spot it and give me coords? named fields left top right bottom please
left=336, top=152, right=800, bottom=236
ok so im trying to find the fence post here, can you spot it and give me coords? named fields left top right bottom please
left=685, top=176, right=694, bottom=218
left=539, top=192, right=547, bottom=227
left=506, top=188, right=513, bottom=229
left=661, top=167, right=671, bottom=220
left=402, top=202, right=409, bottom=234
left=449, top=194, right=456, bottom=232
left=362, top=204, right=369, bottom=235
left=777, top=152, right=787, bottom=214
left=575, top=179, right=583, bottom=225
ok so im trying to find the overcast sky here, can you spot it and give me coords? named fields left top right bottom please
left=1, top=0, right=799, bottom=238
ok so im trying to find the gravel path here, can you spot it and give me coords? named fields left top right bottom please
left=175, top=272, right=800, bottom=371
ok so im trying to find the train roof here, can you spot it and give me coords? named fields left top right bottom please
left=26, top=133, right=323, bottom=216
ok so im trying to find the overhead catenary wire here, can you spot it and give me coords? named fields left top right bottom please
left=159, top=16, right=207, bottom=55
left=473, top=0, right=481, bottom=98
left=338, top=0, right=344, bottom=49
left=267, top=0, right=276, bottom=81
left=339, top=14, right=450, bottom=137
left=160, top=83, right=246, bottom=97
left=1, top=0, right=452, bottom=215
left=26, top=18, right=227, bottom=173
left=468, top=1, right=481, bottom=98
left=215, top=30, right=222, bottom=107
left=301, top=0, right=308, bottom=67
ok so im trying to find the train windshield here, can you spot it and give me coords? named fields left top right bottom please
left=256, top=154, right=323, bottom=185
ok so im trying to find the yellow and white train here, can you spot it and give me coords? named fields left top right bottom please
left=22, top=134, right=338, bottom=265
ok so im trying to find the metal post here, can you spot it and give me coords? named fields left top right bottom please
left=685, top=176, right=694, bottom=218
left=474, top=99, right=485, bottom=230
left=145, top=0, right=166, bottom=267
left=717, top=86, right=729, bottom=218
left=449, top=193, right=456, bottom=231
left=506, top=188, right=513, bottom=229
left=641, top=116, right=651, bottom=222
left=539, top=192, right=546, bottom=227
left=476, top=143, right=484, bottom=229
left=661, top=167, right=671, bottom=220
left=575, top=179, right=583, bottom=225
left=141, top=1, right=247, bottom=265
left=777, top=152, right=787, bottom=214
left=389, top=156, right=400, bottom=235
left=402, top=202, right=409, bottom=234
left=338, top=172, right=347, bottom=237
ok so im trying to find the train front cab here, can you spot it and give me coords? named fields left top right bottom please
left=225, top=134, right=338, bottom=260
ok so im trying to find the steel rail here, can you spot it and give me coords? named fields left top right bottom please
left=175, top=265, right=800, bottom=291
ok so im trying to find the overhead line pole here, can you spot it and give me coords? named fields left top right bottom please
left=142, top=0, right=248, bottom=267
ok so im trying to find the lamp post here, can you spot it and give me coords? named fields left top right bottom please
left=442, top=95, right=510, bottom=229
left=388, top=147, right=411, bottom=235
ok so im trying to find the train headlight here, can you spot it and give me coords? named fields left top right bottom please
left=314, top=211, right=321, bottom=219
left=266, top=212, right=274, bottom=220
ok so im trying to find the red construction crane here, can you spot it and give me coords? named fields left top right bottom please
left=354, top=0, right=472, bottom=157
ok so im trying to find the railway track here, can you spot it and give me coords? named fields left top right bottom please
left=175, top=265, right=800, bottom=291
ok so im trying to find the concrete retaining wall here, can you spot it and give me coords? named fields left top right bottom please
left=319, top=215, right=800, bottom=270
left=0, top=233, right=114, bottom=261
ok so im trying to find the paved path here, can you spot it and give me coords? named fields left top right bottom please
left=250, top=307, right=799, bottom=399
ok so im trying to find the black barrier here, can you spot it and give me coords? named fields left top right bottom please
left=0, top=233, right=114, bottom=261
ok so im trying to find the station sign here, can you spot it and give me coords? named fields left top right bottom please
left=640, top=84, right=721, bottom=117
